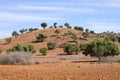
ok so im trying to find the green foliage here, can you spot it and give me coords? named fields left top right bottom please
left=0, top=48, right=3, bottom=53
left=47, top=42, right=56, bottom=50
left=53, top=22, right=57, bottom=28
left=82, top=39, right=120, bottom=63
left=90, top=30, right=95, bottom=34
left=39, top=47, right=48, bottom=55
left=5, top=37, right=12, bottom=44
left=36, top=34, right=47, bottom=42
left=105, top=35, right=118, bottom=42
left=41, top=22, right=47, bottom=29
left=71, top=33, right=77, bottom=42
left=85, top=29, right=89, bottom=33
left=55, top=29, right=61, bottom=36
left=80, top=44, right=87, bottom=51
left=19, top=29, right=26, bottom=34
left=64, top=43, right=80, bottom=55
left=64, top=23, right=72, bottom=28
left=12, top=31, right=19, bottom=37
left=7, top=44, right=35, bottom=53
left=74, top=26, right=84, bottom=31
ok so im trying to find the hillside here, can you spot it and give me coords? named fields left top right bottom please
left=0, top=28, right=97, bottom=55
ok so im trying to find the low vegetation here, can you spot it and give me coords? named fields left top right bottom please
left=0, top=52, right=33, bottom=65
left=36, top=34, right=47, bottom=42
left=39, top=47, right=48, bottom=55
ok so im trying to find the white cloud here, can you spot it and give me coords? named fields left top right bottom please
left=0, top=12, right=65, bottom=22
left=87, top=22, right=120, bottom=33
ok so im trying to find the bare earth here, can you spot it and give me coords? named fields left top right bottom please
left=0, top=61, right=120, bottom=80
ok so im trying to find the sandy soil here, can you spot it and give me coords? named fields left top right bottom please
left=0, top=61, right=120, bottom=80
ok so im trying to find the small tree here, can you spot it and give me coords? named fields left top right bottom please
left=55, top=29, right=61, bottom=36
left=82, top=39, right=120, bottom=63
left=90, top=30, right=95, bottom=34
left=85, top=29, right=89, bottom=33
left=105, top=35, right=118, bottom=42
left=19, top=29, right=26, bottom=34
left=5, top=37, right=12, bottom=44
left=41, top=22, right=47, bottom=29
left=36, top=34, right=47, bottom=42
left=39, top=47, right=48, bottom=55
left=12, top=31, right=19, bottom=38
left=71, top=33, right=77, bottom=42
left=47, top=42, right=56, bottom=50
left=64, top=23, right=72, bottom=28
left=74, top=26, right=84, bottom=31
left=53, top=22, right=57, bottom=28
left=29, top=28, right=34, bottom=32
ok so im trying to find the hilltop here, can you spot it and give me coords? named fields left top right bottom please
left=0, top=28, right=96, bottom=55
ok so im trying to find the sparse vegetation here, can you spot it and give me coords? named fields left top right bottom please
left=0, top=52, right=33, bottom=65
left=39, top=47, right=48, bottom=55
left=47, top=42, right=56, bottom=50
left=55, top=29, right=61, bottom=36
left=36, top=34, right=47, bottom=42
left=0, top=48, right=3, bottom=53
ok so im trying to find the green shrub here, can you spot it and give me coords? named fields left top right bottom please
left=74, top=26, right=84, bottom=31
left=0, top=52, right=33, bottom=65
left=47, top=42, right=56, bottom=50
left=64, top=43, right=80, bottom=55
left=55, top=29, right=61, bottom=36
left=36, top=34, right=47, bottom=42
left=7, top=44, right=36, bottom=53
left=39, top=47, right=48, bottom=55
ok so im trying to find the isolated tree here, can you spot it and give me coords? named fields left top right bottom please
left=12, top=31, right=19, bottom=38
left=19, top=29, right=26, bottom=34
left=90, top=30, right=95, bottom=34
left=53, top=22, right=57, bottom=28
left=55, top=29, right=61, bottom=36
left=36, top=34, right=47, bottom=42
left=85, top=29, right=89, bottom=33
left=41, top=22, right=47, bottom=29
left=64, top=23, right=71, bottom=28
left=83, top=39, right=120, bottom=63
left=5, top=37, right=12, bottom=44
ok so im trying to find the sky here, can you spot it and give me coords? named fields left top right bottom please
left=0, top=0, right=120, bottom=38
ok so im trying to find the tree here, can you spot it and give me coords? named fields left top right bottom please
left=12, top=31, right=19, bottom=38
left=74, top=26, right=84, bottom=31
left=55, top=29, right=61, bottom=36
left=83, top=39, right=120, bottom=63
left=29, top=28, right=34, bottom=32
left=90, top=30, right=95, bottom=34
left=47, top=42, right=56, bottom=50
left=64, top=23, right=72, bottom=28
left=53, top=22, right=57, bottom=28
left=36, top=34, right=47, bottom=42
left=64, top=43, right=80, bottom=55
left=39, top=47, right=48, bottom=55
left=19, top=29, right=26, bottom=34
left=41, top=22, right=47, bottom=29
left=105, top=35, right=118, bottom=42
left=85, top=29, right=89, bottom=33
left=5, top=37, right=12, bottom=44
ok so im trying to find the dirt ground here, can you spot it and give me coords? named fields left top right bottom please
left=0, top=60, right=120, bottom=80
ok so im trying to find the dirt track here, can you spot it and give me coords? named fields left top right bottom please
left=0, top=61, right=120, bottom=80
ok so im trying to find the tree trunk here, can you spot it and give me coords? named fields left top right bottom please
left=98, top=56, right=101, bottom=64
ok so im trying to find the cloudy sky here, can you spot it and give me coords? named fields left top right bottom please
left=0, top=0, right=120, bottom=38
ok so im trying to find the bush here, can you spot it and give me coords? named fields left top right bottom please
left=47, top=42, right=56, bottom=50
left=0, top=52, right=33, bottom=65
left=7, top=44, right=36, bottom=53
left=64, top=43, right=80, bottom=55
left=55, top=29, right=61, bottom=36
left=80, top=44, right=87, bottom=51
left=5, top=37, right=12, bottom=44
left=39, top=47, right=48, bottom=55
left=36, top=34, right=47, bottom=42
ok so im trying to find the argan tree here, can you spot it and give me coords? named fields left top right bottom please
left=41, top=22, right=47, bottom=29
left=12, top=31, right=19, bottom=38
left=83, top=39, right=120, bottom=63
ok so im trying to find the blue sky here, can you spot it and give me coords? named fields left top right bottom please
left=0, top=0, right=120, bottom=38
